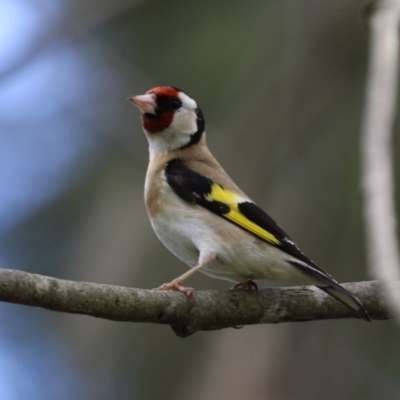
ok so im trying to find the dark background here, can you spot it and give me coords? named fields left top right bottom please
left=0, top=1, right=399, bottom=399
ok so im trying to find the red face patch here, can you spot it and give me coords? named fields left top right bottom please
left=142, top=112, right=174, bottom=133
left=146, top=86, right=179, bottom=98
left=141, top=86, right=181, bottom=133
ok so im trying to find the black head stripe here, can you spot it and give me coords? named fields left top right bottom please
left=195, top=107, right=205, bottom=132
left=156, top=96, right=182, bottom=112
left=179, top=107, right=205, bottom=150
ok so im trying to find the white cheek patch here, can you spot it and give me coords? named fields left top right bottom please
left=147, top=92, right=200, bottom=155
left=148, top=124, right=193, bottom=155
left=179, top=92, right=197, bottom=109
left=169, top=93, right=198, bottom=134
left=170, top=108, right=197, bottom=134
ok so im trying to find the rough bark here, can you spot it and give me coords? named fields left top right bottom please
left=0, top=269, right=393, bottom=337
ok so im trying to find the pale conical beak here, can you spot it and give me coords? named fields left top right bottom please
left=128, top=94, right=157, bottom=114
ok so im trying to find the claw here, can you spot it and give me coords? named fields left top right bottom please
left=231, top=279, right=258, bottom=291
left=156, top=280, right=196, bottom=298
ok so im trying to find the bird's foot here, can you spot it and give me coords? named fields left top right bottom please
left=231, top=279, right=258, bottom=291
left=156, top=280, right=196, bottom=298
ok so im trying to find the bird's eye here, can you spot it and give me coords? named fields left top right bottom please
left=157, top=96, right=182, bottom=112
left=170, top=99, right=182, bottom=110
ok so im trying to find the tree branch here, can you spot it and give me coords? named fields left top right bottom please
left=361, top=0, right=400, bottom=317
left=0, top=269, right=393, bottom=337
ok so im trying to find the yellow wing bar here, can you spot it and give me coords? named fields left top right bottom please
left=206, top=184, right=281, bottom=246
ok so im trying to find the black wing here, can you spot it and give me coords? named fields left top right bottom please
left=165, top=159, right=324, bottom=272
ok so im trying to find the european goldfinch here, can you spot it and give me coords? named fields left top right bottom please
left=129, top=86, right=370, bottom=321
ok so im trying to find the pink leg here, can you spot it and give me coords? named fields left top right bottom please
left=157, top=252, right=216, bottom=297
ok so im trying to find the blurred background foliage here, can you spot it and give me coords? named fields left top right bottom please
left=0, top=0, right=399, bottom=399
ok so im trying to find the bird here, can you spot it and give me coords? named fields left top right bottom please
left=128, top=86, right=370, bottom=322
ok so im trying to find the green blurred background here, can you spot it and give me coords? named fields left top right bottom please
left=0, top=0, right=399, bottom=399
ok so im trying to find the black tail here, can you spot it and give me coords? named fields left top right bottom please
left=290, top=261, right=371, bottom=322
left=318, top=285, right=371, bottom=322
